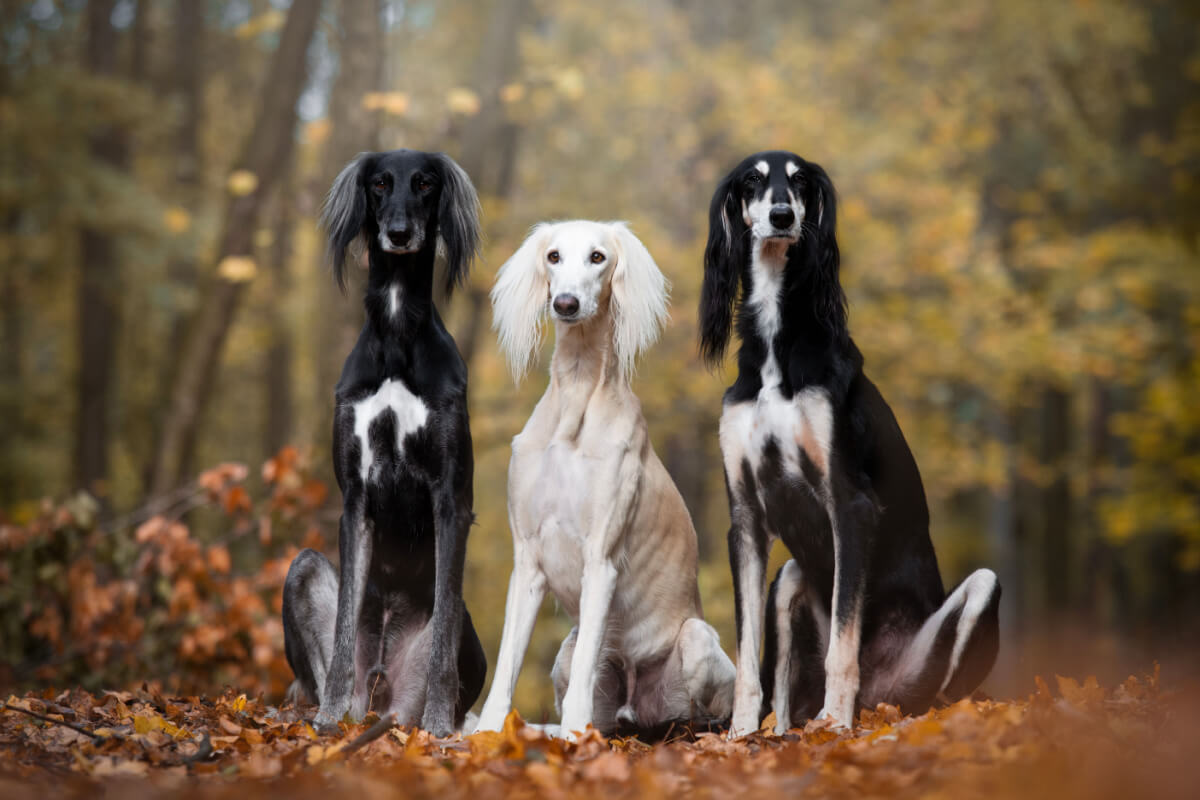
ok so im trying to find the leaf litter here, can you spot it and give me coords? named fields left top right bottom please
left=1, top=667, right=1196, bottom=799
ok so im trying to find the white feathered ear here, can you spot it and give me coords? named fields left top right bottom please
left=608, top=221, right=669, bottom=378
left=491, top=223, right=551, bottom=381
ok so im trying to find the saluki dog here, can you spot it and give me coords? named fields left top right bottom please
left=475, top=220, right=736, bottom=739
left=282, top=149, right=487, bottom=736
left=700, top=151, right=1000, bottom=736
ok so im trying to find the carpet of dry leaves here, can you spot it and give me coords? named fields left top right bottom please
left=2, top=668, right=1197, bottom=799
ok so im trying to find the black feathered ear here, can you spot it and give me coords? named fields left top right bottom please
left=802, top=161, right=846, bottom=328
left=320, top=152, right=374, bottom=292
left=433, top=153, right=481, bottom=296
left=700, top=170, right=747, bottom=369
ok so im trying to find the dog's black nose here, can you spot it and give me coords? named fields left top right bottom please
left=387, top=227, right=411, bottom=247
left=769, top=204, right=795, bottom=230
left=552, top=294, right=580, bottom=317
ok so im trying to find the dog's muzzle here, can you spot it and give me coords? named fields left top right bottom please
left=766, top=204, right=800, bottom=240
left=379, top=227, right=423, bottom=254
left=552, top=293, right=581, bottom=321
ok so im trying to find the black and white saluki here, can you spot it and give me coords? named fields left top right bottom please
left=282, top=149, right=487, bottom=736
left=700, top=151, right=1000, bottom=736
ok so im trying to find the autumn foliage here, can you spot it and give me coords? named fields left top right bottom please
left=0, top=448, right=329, bottom=700
left=2, top=669, right=1197, bottom=798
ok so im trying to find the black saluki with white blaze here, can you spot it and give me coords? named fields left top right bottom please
left=282, top=150, right=486, bottom=737
left=701, top=151, right=1000, bottom=737
left=476, top=221, right=735, bottom=740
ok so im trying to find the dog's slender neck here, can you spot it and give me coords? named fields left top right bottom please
left=550, top=309, right=623, bottom=390
left=546, top=306, right=627, bottom=438
left=738, top=236, right=850, bottom=393
left=362, top=241, right=440, bottom=344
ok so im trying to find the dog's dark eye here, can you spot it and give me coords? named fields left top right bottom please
left=589, top=251, right=605, bottom=264
left=547, top=250, right=560, bottom=264
left=745, top=172, right=762, bottom=184
left=416, top=177, right=433, bottom=192
left=373, top=178, right=387, bottom=192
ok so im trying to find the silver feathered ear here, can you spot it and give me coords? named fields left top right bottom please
left=320, top=152, right=373, bottom=292
left=432, top=153, right=482, bottom=296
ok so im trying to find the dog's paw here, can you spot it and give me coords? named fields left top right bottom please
left=421, top=711, right=455, bottom=739
left=312, top=709, right=342, bottom=736
left=473, top=708, right=506, bottom=734
left=814, top=705, right=853, bottom=731
left=528, top=722, right=562, bottom=739
left=558, top=716, right=589, bottom=742
left=615, top=705, right=638, bottom=727
left=727, top=709, right=761, bottom=740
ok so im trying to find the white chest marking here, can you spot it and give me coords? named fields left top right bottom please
left=352, top=378, right=429, bottom=483
left=388, top=283, right=401, bottom=319
left=720, top=386, right=834, bottom=507
left=747, top=246, right=785, bottom=390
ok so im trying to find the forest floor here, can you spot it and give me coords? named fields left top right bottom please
left=2, top=669, right=1197, bottom=799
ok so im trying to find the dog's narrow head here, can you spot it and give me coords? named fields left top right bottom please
left=491, top=220, right=668, bottom=381
left=321, top=149, right=480, bottom=294
left=700, top=151, right=839, bottom=366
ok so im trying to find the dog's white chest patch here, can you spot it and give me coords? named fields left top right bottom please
left=720, top=386, right=834, bottom=493
left=352, top=378, right=429, bottom=483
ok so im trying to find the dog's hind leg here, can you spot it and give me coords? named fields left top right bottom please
left=866, top=568, right=1001, bottom=713
left=676, top=617, right=736, bottom=721
left=551, top=626, right=623, bottom=736
left=456, top=608, right=487, bottom=728
left=760, top=560, right=828, bottom=733
left=282, top=548, right=338, bottom=705
left=615, top=657, right=638, bottom=727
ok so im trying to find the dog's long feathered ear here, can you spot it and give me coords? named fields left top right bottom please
left=433, top=153, right=482, bottom=296
left=700, top=170, right=746, bottom=369
left=802, top=161, right=845, bottom=328
left=490, top=223, right=550, bottom=381
left=321, top=152, right=373, bottom=293
left=609, top=222, right=669, bottom=379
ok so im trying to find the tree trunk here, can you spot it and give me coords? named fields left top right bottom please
left=0, top=213, right=22, bottom=506
left=314, top=0, right=386, bottom=436
left=74, top=0, right=125, bottom=498
left=148, top=0, right=322, bottom=498
left=166, top=0, right=204, bottom=345
left=142, top=0, right=204, bottom=491
left=264, top=179, right=296, bottom=457
left=1039, top=385, right=1072, bottom=612
left=446, top=0, right=529, bottom=364
left=986, top=404, right=1023, bottom=696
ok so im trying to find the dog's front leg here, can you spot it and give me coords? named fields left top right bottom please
left=817, top=493, right=871, bottom=729
left=314, top=494, right=372, bottom=733
left=475, top=537, right=546, bottom=732
left=558, top=556, right=618, bottom=739
left=728, top=506, right=770, bottom=738
left=420, top=489, right=471, bottom=737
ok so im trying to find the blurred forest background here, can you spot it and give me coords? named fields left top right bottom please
left=1, top=0, right=1198, bottom=721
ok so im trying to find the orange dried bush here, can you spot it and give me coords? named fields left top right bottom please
left=0, top=448, right=331, bottom=700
